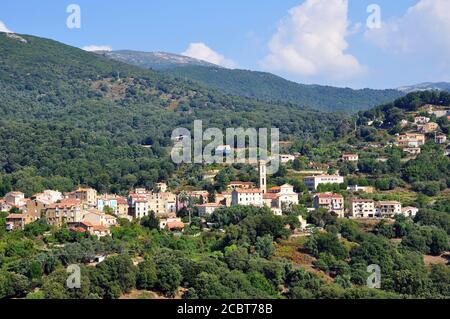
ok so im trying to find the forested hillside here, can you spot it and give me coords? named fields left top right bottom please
left=0, top=33, right=353, bottom=195
left=99, top=50, right=218, bottom=70
left=100, top=51, right=404, bottom=113
left=166, top=66, right=404, bottom=113
left=358, top=91, right=450, bottom=128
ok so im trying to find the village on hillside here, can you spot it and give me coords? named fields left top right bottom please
left=2, top=103, right=449, bottom=243
left=3, top=105, right=450, bottom=238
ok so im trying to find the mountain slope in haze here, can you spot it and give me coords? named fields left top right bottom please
left=98, top=50, right=219, bottom=70
left=0, top=32, right=353, bottom=195
left=398, top=82, right=450, bottom=93
left=167, top=66, right=405, bottom=113
left=99, top=50, right=404, bottom=113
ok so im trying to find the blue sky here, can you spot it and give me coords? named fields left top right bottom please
left=1, top=0, right=449, bottom=89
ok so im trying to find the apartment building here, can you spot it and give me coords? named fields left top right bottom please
left=129, top=188, right=177, bottom=218
left=45, top=199, right=84, bottom=227
left=231, top=189, right=263, bottom=207
left=304, top=175, right=344, bottom=191
left=349, top=199, right=375, bottom=218
left=375, top=201, right=402, bottom=218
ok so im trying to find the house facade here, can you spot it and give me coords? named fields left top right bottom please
left=396, top=133, right=426, bottom=148
left=231, top=189, right=263, bottom=207
left=4, top=191, right=26, bottom=208
left=304, top=175, right=344, bottom=191
left=349, top=199, right=375, bottom=218
left=45, top=199, right=84, bottom=227
left=65, top=188, right=98, bottom=207
left=314, top=193, right=345, bottom=218
left=375, top=201, right=402, bottom=218
left=196, top=203, right=223, bottom=216
left=342, top=153, right=359, bottom=162
left=401, top=206, right=419, bottom=218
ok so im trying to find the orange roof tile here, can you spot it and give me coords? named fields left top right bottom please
left=92, top=225, right=109, bottom=232
left=263, top=193, right=279, bottom=200
left=167, top=221, right=185, bottom=230
left=6, top=214, right=25, bottom=219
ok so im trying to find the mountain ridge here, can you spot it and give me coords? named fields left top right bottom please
left=100, top=50, right=404, bottom=113
left=97, top=50, right=219, bottom=70
left=398, top=82, right=450, bottom=93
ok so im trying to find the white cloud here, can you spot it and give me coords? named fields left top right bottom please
left=82, top=45, right=112, bottom=52
left=260, top=0, right=365, bottom=79
left=182, top=42, right=236, bottom=68
left=0, top=21, right=12, bottom=33
left=365, top=0, right=450, bottom=55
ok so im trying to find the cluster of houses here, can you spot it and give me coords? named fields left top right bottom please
left=1, top=156, right=421, bottom=237
left=1, top=189, right=120, bottom=237
left=395, top=105, right=450, bottom=155
left=313, top=193, right=417, bottom=219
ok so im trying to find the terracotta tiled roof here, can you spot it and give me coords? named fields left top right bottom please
left=263, top=193, right=279, bottom=200
left=6, top=214, right=25, bottom=219
left=116, top=197, right=128, bottom=205
left=268, top=186, right=281, bottom=193
left=167, top=221, right=185, bottom=230
left=47, top=198, right=81, bottom=209
left=92, top=225, right=109, bottom=232
left=80, top=221, right=94, bottom=227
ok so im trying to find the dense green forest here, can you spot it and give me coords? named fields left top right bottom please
left=1, top=204, right=448, bottom=299
left=166, top=66, right=404, bottom=113
left=100, top=51, right=404, bottom=113
left=358, top=91, right=450, bottom=128
left=0, top=33, right=353, bottom=195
